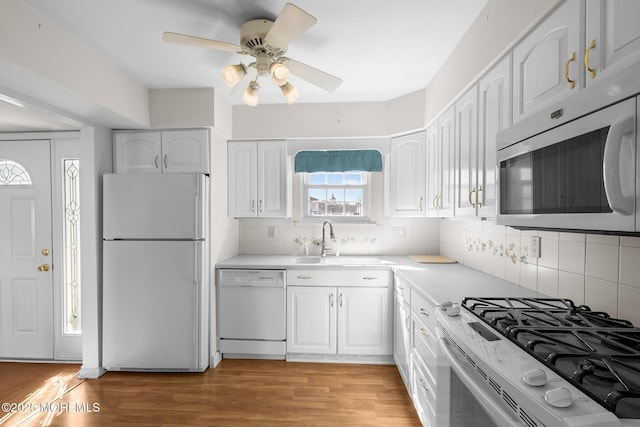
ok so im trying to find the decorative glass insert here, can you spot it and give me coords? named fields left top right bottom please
left=62, top=159, right=81, bottom=334
left=305, top=172, right=367, bottom=217
left=0, top=159, right=33, bottom=185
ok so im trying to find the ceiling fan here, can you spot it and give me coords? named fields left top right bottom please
left=162, top=3, right=343, bottom=106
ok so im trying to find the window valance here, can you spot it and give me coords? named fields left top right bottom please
left=294, top=150, right=383, bottom=173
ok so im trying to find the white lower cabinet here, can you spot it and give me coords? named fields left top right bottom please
left=286, top=269, right=392, bottom=357
left=394, top=279, right=412, bottom=389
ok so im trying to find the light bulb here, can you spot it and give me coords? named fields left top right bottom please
left=269, top=62, right=290, bottom=86
left=280, top=82, right=300, bottom=104
left=221, top=64, right=246, bottom=87
left=242, top=81, right=260, bottom=106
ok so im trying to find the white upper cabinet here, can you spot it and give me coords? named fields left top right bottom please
left=454, top=85, right=479, bottom=217
left=386, top=131, right=427, bottom=217
left=437, top=106, right=456, bottom=217
left=585, top=0, right=640, bottom=86
left=228, top=140, right=288, bottom=218
left=477, top=55, right=511, bottom=218
left=512, top=0, right=582, bottom=123
left=114, top=129, right=209, bottom=174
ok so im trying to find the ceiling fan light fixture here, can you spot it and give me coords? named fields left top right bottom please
left=242, top=81, right=260, bottom=106
left=221, top=63, right=247, bottom=87
left=280, top=82, right=300, bottom=104
left=269, top=62, right=290, bottom=86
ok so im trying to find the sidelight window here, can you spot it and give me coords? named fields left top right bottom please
left=62, top=159, right=81, bottom=334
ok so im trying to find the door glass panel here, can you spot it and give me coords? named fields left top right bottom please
left=500, top=127, right=612, bottom=214
left=62, top=159, right=81, bottom=334
left=0, top=159, right=32, bottom=185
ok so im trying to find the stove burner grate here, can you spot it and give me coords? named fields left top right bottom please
left=462, top=297, right=640, bottom=419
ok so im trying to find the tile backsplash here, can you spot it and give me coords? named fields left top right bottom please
left=237, top=216, right=640, bottom=326
left=440, top=218, right=640, bottom=327
left=238, top=218, right=440, bottom=257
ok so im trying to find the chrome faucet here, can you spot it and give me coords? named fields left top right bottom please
left=321, top=220, right=335, bottom=257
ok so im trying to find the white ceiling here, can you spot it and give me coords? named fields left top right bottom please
left=2, top=0, right=487, bottom=130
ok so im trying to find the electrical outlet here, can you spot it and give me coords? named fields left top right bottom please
left=530, top=236, right=541, bottom=258
left=268, top=226, right=277, bottom=238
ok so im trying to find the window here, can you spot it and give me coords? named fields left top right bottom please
left=303, top=172, right=369, bottom=220
left=62, top=159, right=81, bottom=334
left=0, top=159, right=32, bottom=186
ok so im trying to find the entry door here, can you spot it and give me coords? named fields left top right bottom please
left=0, top=140, right=53, bottom=359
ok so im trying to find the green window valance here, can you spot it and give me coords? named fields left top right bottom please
left=294, top=150, right=383, bottom=173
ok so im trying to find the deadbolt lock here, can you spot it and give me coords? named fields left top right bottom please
left=42, top=248, right=49, bottom=256
left=37, top=264, right=51, bottom=272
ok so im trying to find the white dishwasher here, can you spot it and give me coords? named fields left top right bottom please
left=218, top=269, right=286, bottom=359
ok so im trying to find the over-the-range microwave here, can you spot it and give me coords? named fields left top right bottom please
left=496, top=96, right=638, bottom=233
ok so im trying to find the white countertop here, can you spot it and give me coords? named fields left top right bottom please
left=216, top=255, right=545, bottom=305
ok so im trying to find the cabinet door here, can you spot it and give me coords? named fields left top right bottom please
left=388, top=131, right=426, bottom=217
left=257, top=140, right=288, bottom=218
left=477, top=55, right=511, bottom=218
left=161, top=129, right=209, bottom=173
left=454, top=85, right=479, bottom=217
left=585, top=0, right=640, bottom=87
left=286, top=286, right=336, bottom=354
left=338, top=287, right=391, bottom=355
left=425, top=125, right=441, bottom=217
left=438, top=106, right=455, bottom=217
left=394, top=295, right=411, bottom=388
left=512, top=0, right=582, bottom=123
left=113, top=132, right=162, bottom=174
left=228, top=141, right=258, bottom=218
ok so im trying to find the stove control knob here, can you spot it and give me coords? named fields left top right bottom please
left=446, top=305, right=461, bottom=317
left=522, top=369, right=547, bottom=387
left=436, top=301, right=453, bottom=310
left=544, top=387, right=572, bottom=408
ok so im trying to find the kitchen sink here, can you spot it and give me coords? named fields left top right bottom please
left=294, top=256, right=322, bottom=264
left=293, top=256, right=387, bottom=266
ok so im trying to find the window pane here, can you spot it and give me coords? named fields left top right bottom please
left=345, top=189, right=363, bottom=215
left=308, top=188, right=326, bottom=215
left=344, top=173, right=363, bottom=185
left=63, top=159, right=81, bottom=334
left=309, top=173, right=327, bottom=185
left=0, top=159, right=32, bottom=185
left=327, top=174, right=344, bottom=185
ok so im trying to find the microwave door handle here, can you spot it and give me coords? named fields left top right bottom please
left=439, top=337, right=526, bottom=427
left=603, top=115, right=635, bottom=216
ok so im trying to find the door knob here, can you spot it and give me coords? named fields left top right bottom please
left=37, top=264, right=50, bottom=272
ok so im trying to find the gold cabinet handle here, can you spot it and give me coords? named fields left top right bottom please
left=330, top=292, right=335, bottom=308
left=420, top=308, right=429, bottom=317
left=297, top=275, right=312, bottom=280
left=339, top=293, right=343, bottom=308
left=419, top=327, right=429, bottom=337
left=469, top=187, right=476, bottom=207
left=585, top=39, right=596, bottom=79
left=37, top=264, right=51, bottom=272
left=476, top=185, right=483, bottom=208
left=436, top=195, right=442, bottom=210
left=565, top=52, right=576, bottom=89
left=432, top=196, right=438, bottom=209
left=419, top=196, right=423, bottom=212
left=362, top=276, right=378, bottom=280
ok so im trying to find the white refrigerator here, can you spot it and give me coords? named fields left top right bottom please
left=102, top=173, right=209, bottom=372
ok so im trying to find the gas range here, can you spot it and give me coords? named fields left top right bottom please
left=436, top=297, right=640, bottom=427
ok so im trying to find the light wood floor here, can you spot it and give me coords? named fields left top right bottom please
left=0, top=359, right=420, bottom=426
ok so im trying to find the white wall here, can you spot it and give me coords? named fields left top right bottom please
left=0, top=0, right=149, bottom=129
left=232, top=90, right=426, bottom=139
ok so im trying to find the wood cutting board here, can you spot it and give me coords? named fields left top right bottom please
left=409, top=255, right=457, bottom=264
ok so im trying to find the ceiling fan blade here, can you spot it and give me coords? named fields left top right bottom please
left=264, top=3, right=317, bottom=50
left=283, top=58, right=343, bottom=92
left=162, top=32, right=242, bottom=53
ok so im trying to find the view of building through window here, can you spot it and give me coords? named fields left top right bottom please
left=305, top=172, right=366, bottom=217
